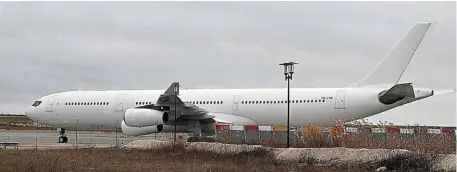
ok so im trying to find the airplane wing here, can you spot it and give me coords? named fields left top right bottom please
left=152, top=82, right=216, bottom=123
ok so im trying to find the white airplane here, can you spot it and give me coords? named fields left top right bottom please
left=25, top=22, right=453, bottom=143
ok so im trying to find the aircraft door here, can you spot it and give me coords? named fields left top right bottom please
left=114, top=95, right=126, bottom=112
left=232, top=95, right=240, bottom=114
left=45, top=95, right=57, bottom=112
left=334, top=90, right=346, bottom=109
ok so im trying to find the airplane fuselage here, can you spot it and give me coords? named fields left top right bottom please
left=25, top=86, right=432, bottom=131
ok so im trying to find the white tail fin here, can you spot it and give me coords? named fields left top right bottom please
left=350, top=22, right=435, bottom=87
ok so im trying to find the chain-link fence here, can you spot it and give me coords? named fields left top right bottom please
left=0, top=116, right=455, bottom=154
left=214, top=124, right=456, bottom=154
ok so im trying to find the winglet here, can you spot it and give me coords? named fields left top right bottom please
left=350, top=22, right=436, bottom=87
left=164, top=82, right=180, bottom=95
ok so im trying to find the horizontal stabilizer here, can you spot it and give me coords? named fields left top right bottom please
left=378, top=83, right=415, bottom=105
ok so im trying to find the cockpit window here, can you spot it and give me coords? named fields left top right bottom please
left=32, top=101, right=42, bottom=107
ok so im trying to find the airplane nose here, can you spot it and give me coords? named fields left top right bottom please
left=24, top=106, right=36, bottom=121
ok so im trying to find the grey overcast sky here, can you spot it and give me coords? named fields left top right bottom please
left=0, top=1, right=455, bottom=126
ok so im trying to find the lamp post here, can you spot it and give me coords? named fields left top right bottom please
left=173, top=83, right=179, bottom=143
left=279, top=62, right=298, bottom=148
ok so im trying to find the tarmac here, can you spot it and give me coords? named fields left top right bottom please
left=0, top=130, right=177, bottom=150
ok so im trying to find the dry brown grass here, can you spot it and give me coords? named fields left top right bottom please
left=0, top=144, right=365, bottom=172
left=217, top=120, right=456, bottom=154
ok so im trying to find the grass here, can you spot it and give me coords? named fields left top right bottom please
left=0, top=147, right=354, bottom=172
left=0, top=115, right=33, bottom=123
left=217, top=120, right=456, bottom=154
left=0, top=143, right=437, bottom=172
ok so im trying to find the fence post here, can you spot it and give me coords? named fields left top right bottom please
left=384, top=126, right=389, bottom=149
left=35, top=119, right=39, bottom=150
left=115, top=120, right=119, bottom=147
left=75, top=119, right=78, bottom=148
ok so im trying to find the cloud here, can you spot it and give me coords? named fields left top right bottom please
left=0, top=1, right=454, bottom=125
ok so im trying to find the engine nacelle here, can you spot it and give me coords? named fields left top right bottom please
left=121, top=120, right=189, bottom=136
left=121, top=120, right=162, bottom=136
left=124, top=108, right=169, bottom=127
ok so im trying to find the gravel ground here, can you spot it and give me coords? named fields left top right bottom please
left=429, top=154, right=456, bottom=171
left=123, top=140, right=456, bottom=171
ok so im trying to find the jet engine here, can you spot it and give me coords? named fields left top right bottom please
left=123, top=108, right=169, bottom=127
left=121, top=120, right=189, bottom=136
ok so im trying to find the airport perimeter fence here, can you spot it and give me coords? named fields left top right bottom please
left=0, top=129, right=182, bottom=150
left=0, top=119, right=455, bottom=154
left=214, top=124, right=456, bottom=154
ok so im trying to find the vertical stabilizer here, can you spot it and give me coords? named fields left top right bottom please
left=350, top=22, right=435, bottom=87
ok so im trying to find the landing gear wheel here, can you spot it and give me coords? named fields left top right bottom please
left=57, top=128, right=68, bottom=143
left=58, top=136, right=68, bottom=143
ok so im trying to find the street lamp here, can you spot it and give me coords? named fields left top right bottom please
left=279, top=62, right=298, bottom=148
left=173, top=83, right=179, bottom=143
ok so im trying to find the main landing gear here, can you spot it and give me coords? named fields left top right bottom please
left=185, top=121, right=217, bottom=142
left=58, top=128, right=68, bottom=143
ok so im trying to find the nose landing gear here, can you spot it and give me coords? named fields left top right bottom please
left=58, top=128, right=68, bottom=143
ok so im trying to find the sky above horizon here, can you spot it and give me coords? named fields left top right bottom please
left=0, top=1, right=455, bottom=126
